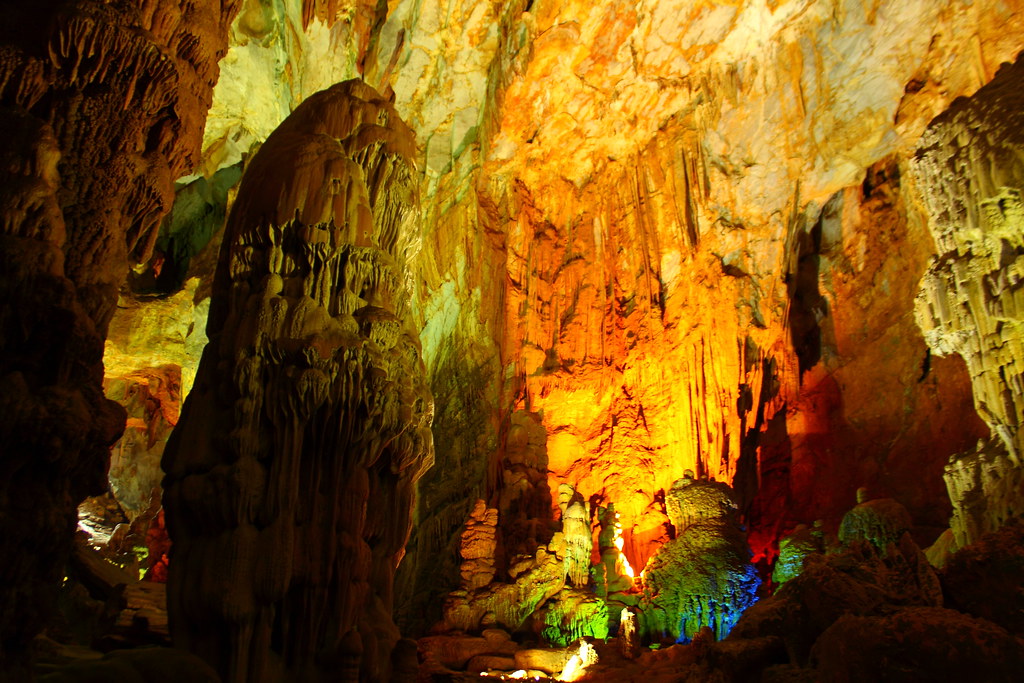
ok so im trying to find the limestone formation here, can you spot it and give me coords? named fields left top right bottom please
left=813, top=608, right=1024, bottom=682
left=914, top=57, right=1024, bottom=547
left=458, top=500, right=499, bottom=591
left=770, top=523, right=824, bottom=586
left=539, top=588, right=609, bottom=646
left=943, top=441, right=1024, bottom=550
left=443, top=487, right=606, bottom=641
left=162, top=80, right=433, bottom=683
left=728, top=538, right=945, bottom=670
left=592, top=504, right=635, bottom=599
left=181, top=0, right=1023, bottom=639
left=941, top=520, right=1024, bottom=635
left=558, top=484, right=593, bottom=588
left=640, top=477, right=759, bottom=644
left=6, top=1, right=1024, bottom=680
left=838, top=497, right=913, bottom=552
left=0, top=1, right=239, bottom=674
left=443, top=529, right=566, bottom=635
left=618, top=608, right=641, bottom=660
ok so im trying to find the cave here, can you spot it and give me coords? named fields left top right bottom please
left=3, top=1, right=1024, bottom=681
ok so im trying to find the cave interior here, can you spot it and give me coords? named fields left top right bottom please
left=3, top=0, right=1024, bottom=681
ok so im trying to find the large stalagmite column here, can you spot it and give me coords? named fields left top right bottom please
left=162, top=80, right=433, bottom=683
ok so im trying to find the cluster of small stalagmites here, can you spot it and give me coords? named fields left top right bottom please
left=162, top=80, right=432, bottom=683
left=443, top=509, right=567, bottom=634
left=913, top=57, right=1024, bottom=547
left=640, top=475, right=759, bottom=643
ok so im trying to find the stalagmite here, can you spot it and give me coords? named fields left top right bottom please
left=458, top=500, right=499, bottom=590
left=640, top=476, right=759, bottom=643
left=619, top=608, right=640, bottom=660
left=162, top=80, right=433, bottom=683
left=558, top=484, right=593, bottom=588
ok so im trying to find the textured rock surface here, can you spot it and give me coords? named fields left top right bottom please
left=37, top=646, right=221, bottom=683
left=770, top=524, right=823, bottom=586
left=443, top=520, right=567, bottom=635
left=837, top=498, right=913, bottom=552
left=458, top=500, right=499, bottom=591
left=729, top=537, right=943, bottom=668
left=176, top=0, right=1024, bottom=635
left=6, top=0, right=1024, bottom=678
left=914, top=57, right=1024, bottom=548
left=812, top=608, right=1024, bottom=682
left=162, top=80, right=433, bottom=682
left=640, top=478, right=760, bottom=643
left=417, top=628, right=518, bottom=672
left=0, top=0, right=239, bottom=674
left=941, top=520, right=1024, bottom=635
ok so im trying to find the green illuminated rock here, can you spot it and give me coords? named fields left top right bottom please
left=640, top=476, right=760, bottom=643
left=540, top=588, right=610, bottom=646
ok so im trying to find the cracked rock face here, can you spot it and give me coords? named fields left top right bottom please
left=162, top=80, right=433, bottom=683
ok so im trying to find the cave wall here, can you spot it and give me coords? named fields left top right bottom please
left=914, top=57, right=1024, bottom=549
left=6, top=0, right=1024, bottom=671
left=0, top=0, right=240, bottom=675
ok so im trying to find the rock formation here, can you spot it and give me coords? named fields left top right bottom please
left=0, top=1, right=239, bottom=675
left=161, top=80, right=433, bottom=682
left=443, top=512, right=567, bottom=636
left=640, top=476, right=760, bottom=644
left=4, top=1, right=1024, bottom=680
left=770, top=523, right=823, bottom=587
left=458, top=500, right=499, bottom=591
left=915, top=57, right=1024, bottom=549
left=838, top=496, right=914, bottom=552
left=181, top=0, right=1022, bottom=640
left=557, top=484, right=593, bottom=589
